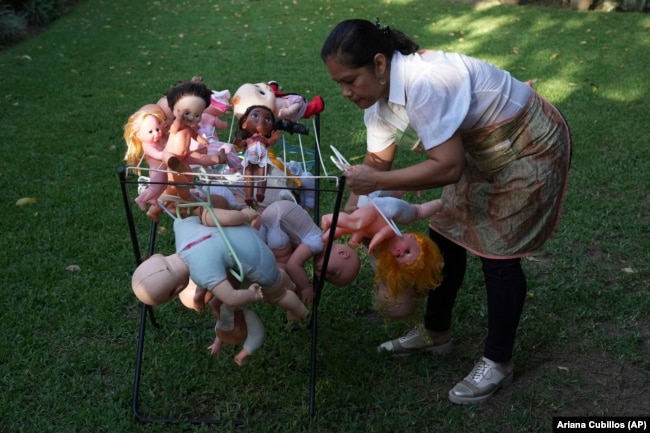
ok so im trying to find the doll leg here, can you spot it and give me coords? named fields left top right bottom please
left=165, top=160, right=195, bottom=202
left=255, top=167, right=266, bottom=204
left=134, top=171, right=167, bottom=211
left=263, top=269, right=307, bottom=321
left=244, top=181, right=255, bottom=206
left=414, top=199, right=444, bottom=220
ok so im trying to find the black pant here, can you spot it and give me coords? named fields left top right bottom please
left=424, top=228, right=527, bottom=363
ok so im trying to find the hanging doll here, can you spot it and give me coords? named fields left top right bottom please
left=207, top=298, right=265, bottom=367
left=321, top=194, right=444, bottom=319
left=162, top=78, right=226, bottom=173
left=231, top=83, right=282, bottom=206
left=197, top=87, right=243, bottom=173
left=131, top=208, right=308, bottom=321
left=232, top=200, right=361, bottom=304
left=321, top=195, right=444, bottom=252
left=123, top=104, right=170, bottom=218
left=267, top=81, right=325, bottom=122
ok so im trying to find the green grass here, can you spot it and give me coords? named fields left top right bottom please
left=1, top=0, right=649, bottom=432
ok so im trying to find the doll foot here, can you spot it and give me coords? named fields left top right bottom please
left=304, top=95, right=325, bottom=118
left=146, top=205, right=162, bottom=222
left=256, top=193, right=265, bottom=204
left=134, top=196, right=147, bottom=211
left=245, top=197, right=255, bottom=207
left=167, top=156, right=183, bottom=172
left=234, top=349, right=250, bottom=366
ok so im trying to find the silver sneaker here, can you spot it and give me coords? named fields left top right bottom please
left=377, top=325, right=453, bottom=355
left=448, top=356, right=514, bottom=404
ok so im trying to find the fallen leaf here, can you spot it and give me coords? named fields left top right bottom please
left=66, top=265, right=81, bottom=272
left=557, top=366, right=569, bottom=372
left=549, top=53, right=559, bottom=60
left=622, top=267, right=636, bottom=273
left=16, top=197, right=37, bottom=206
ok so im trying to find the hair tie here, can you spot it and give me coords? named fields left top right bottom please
left=375, top=17, right=391, bottom=35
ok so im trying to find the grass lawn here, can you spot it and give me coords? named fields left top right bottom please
left=1, top=0, right=649, bottom=432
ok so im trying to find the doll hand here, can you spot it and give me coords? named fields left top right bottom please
left=248, top=283, right=263, bottom=302
left=241, top=207, right=258, bottom=222
left=300, top=286, right=315, bottom=305
left=207, top=337, right=223, bottom=356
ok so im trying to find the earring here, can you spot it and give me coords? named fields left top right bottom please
left=378, top=77, right=387, bottom=85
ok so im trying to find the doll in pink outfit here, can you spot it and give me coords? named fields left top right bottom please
left=268, top=81, right=325, bottom=122
left=198, top=89, right=243, bottom=173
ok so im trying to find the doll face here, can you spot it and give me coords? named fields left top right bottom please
left=386, top=233, right=421, bottom=265
left=136, top=115, right=163, bottom=145
left=173, top=95, right=207, bottom=125
left=242, top=107, right=275, bottom=135
left=314, top=244, right=360, bottom=286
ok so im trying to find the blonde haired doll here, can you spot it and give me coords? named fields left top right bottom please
left=123, top=104, right=169, bottom=215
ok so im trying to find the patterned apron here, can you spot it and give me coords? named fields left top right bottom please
left=429, top=93, right=572, bottom=258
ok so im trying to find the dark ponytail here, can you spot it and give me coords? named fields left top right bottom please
left=320, top=19, right=419, bottom=69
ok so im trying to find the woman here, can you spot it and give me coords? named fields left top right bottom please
left=320, top=18, right=571, bottom=404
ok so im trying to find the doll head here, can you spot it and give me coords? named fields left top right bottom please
left=239, top=106, right=276, bottom=138
left=313, top=243, right=361, bottom=286
left=232, top=82, right=276, bottom=119
left=373, top=232, right=443, bottom=300
left=373, top=279, right=418, bottom=319
left=123, top=104, right=166, bottom=166
left=131, top=253, right=190, bottom=305
left=166, top=78, right=212, bottom=125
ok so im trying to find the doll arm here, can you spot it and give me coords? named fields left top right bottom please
left=142, top=143, right=166, bottom=162
left=367, top=225, right=398, bottom=253
left=190, top=129, right=210, bottom=147
left=285, top=243, right=316, bottom=304
left=267, top=130, right=281, bottom=147
left=169, top=116, right=183, bottom=133
left=209, top=280, right=263, bottom=307
left=201, top=207, right=258, bottom=227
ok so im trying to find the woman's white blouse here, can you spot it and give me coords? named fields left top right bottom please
left=365, top=51, right=533, bottom=152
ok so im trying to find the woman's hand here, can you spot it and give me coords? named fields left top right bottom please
left=343, top=164, right=380, bottom=196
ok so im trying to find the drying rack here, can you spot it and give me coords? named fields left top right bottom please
left=118, top=115, right=349, bottom=426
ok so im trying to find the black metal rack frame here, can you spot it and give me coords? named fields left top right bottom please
left=118, top=115, right=347, bottom=425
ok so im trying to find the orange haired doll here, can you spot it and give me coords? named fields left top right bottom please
left=372, top=232, right=443, bottom=319
left=321, top=195, right=444, bottom=319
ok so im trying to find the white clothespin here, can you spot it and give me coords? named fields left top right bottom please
left=330, top=145, right=402, bottom=238
left=330, top=145, right=351, bottom=171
